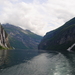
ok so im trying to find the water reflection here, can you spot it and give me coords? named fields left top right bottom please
left=0, top=50, right=75, bottom=75
left=0, top=50, right=7, bottom=69
left=0, top=50, right=39, bottom=69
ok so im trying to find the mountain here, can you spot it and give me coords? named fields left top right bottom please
left=38, top=17, right=75, bottom=52
left=2, top=23, right=42, bottom=49
left=0, top=23, right=10, bottom=49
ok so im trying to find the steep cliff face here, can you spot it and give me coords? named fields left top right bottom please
left=38, top=17, right=75, bottom=52
left=0, top=24, right=10, bottom=49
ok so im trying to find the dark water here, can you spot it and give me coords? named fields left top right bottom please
left=0, top=50, right=75, bottom=75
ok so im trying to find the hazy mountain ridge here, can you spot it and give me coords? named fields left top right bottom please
left=2, top=23, right=42, bottom=49
left=38, top=17, right=75, bottom=52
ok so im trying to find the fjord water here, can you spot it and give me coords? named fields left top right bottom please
left=0, top=50, right=75, bottom=75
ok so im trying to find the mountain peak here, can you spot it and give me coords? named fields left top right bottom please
left=64, top=17, right=75, bottom=26
left=25, top=29, right=31, bottom=32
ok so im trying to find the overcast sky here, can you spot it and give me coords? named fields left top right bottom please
left=0, top=0, right=75, bottom=36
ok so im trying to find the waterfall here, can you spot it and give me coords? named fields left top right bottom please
left=67, top=43, right=75, bottom=52
left=0, top=24, right=8, bottom=48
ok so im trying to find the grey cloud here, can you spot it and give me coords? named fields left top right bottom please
left=0, top=0, right=75, bottom=35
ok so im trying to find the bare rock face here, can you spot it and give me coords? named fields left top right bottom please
left=0, top=24, right=10, bottom=48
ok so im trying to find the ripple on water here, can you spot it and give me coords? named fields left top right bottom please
left=0, top=50, right=75, bottom=75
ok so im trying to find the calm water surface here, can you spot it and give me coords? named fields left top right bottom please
left=0, top=49, right=75, bottom=75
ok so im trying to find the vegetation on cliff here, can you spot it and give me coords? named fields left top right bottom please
left=38, top=17, right=75, bottom=52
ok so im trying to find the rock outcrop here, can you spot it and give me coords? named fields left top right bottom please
left=0, top=23, right=10, bottom=49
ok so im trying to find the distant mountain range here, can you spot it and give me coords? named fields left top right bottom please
left=38, top=17, right=75, bottom=52
left=2, top=23, right=42, bottom=49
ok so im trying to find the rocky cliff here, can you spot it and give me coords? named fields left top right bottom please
left=38, top=17, right=75, bottom=52
left=0, top=23, right=10, bottom=49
